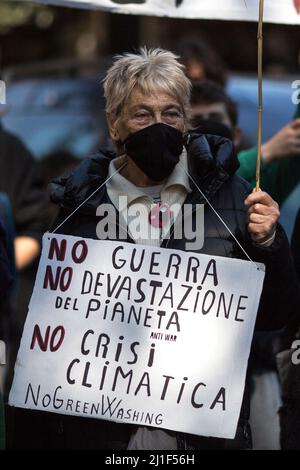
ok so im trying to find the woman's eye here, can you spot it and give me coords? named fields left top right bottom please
left=165, top=111, right=180, bottom=117
left=162, top=111, right=183, bottom=123
left=135, top=112, right=150, bottom=119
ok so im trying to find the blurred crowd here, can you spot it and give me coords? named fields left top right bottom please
left=0, top=36, right=300, bottom=450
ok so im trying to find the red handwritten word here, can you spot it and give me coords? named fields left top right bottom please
left=30, top=324, right=65, bottom=352
left=48, top=237, right=88, bottom=264
left=43, top=266, right=73, bottom=291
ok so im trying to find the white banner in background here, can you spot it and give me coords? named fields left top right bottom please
left=13, top=0, right=300, bottom=24
left=9, top=234, right=265, bottom=439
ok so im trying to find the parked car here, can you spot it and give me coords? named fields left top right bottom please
left=227, top=74, right=296, bottom=145
left=227, top=75, right=299, bottom=239
left=1, top=58, right=110, bottom=160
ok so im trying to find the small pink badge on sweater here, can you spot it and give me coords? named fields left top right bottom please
left=148, top=203, right=173, bottom=228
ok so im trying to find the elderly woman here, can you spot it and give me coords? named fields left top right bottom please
left=12, top=48, right=298, bottom=450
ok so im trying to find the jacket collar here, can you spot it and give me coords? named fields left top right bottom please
left=49, top=134, right=239, bottom=215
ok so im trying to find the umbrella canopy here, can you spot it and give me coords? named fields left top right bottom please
left=12, top=0, right=300, bottom=24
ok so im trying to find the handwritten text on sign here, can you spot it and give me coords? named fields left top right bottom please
left=9, top=234, right=265, bottom=438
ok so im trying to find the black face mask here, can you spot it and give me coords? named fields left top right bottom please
left=191, top=118, right=233, bottom=141
left=123, top=123, right=184, bottom=182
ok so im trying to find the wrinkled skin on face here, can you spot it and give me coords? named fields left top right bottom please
left=108, top=88, right=185, bottom=186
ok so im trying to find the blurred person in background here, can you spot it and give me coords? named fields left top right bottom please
left=277, top=208, right=300, bottom=450
left=190, top=80, right=241, bottom=143
left=0, top=116, right=48, bottom=400
left=0, top=215, right=13, bottom=450
left=175, top=37, right=228, bottom=87
left=237, top=103, right=300, bottom=205
left=190, top=79, right=300, bottom=450
left=190, top=80, right=300, bottom=207
left=292, top=209, right=300, bottom=281
left=0, top=122, right=47, bottom=271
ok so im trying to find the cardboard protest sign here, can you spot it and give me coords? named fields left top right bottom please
left=9, top=233, right=265, bottom=438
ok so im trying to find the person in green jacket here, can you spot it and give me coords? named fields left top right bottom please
left=190, top=80, right=300, bottom=206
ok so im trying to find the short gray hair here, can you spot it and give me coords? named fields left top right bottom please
left=103, top=47, right=191, bottom=126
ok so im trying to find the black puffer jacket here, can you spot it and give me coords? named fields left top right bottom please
left=0, top=220, right=11, bottom=300
left=12, top=135, right=300, bottom=450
